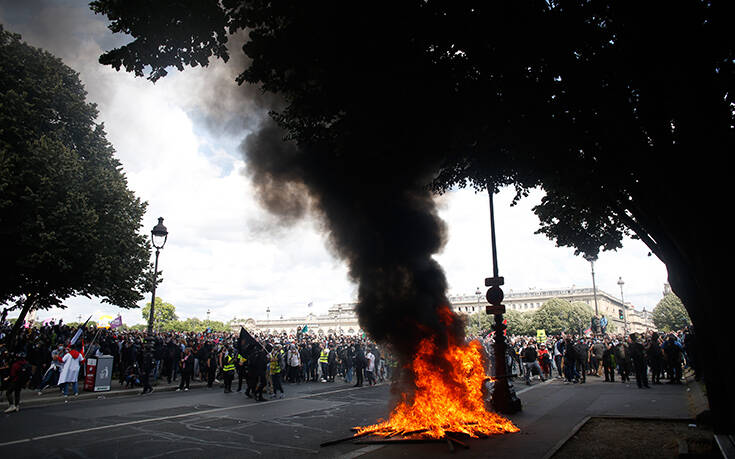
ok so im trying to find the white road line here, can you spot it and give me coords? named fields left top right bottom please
left=516, top=377, right=554, bottom=395
left=0, top=384, right=385, bottom=447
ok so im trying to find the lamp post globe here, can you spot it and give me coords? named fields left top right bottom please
left=151, top=217, right=168, bottom=250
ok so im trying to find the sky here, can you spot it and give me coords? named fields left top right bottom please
left=0, top=1, right=669, bottom=326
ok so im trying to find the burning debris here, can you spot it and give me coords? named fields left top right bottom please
left=353, top=335, right=518, bottom=439
left=321, top=306, right=518, bottom=450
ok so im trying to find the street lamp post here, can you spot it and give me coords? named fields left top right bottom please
left=617, top=276, right=628, bottom=334
left=484, top=187, right=522, bottom=414
left=584, top=255, right=600, bottom=316
left=147, top=217, right=168, bottom=335
left=475, top=287, right=482, bottom=332
left=266, top=307, right=270, bottom=320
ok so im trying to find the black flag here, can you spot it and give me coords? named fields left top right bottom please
left=238, top=326, right=260, bottom=353
left=69, top=315, right=91, bottom=346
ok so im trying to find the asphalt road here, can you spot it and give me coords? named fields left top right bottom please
left=0, top=375, right=695, bottom=458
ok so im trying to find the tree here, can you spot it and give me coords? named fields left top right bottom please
left=465, top=311, right=494, bottom=337
left=90, top=1, right=734, bottom=432
left=532, top=298, right=593, bottom=336
left=141, top=298, right=178, bottom=331
left=0, top=26, right=150, bottom=346
left=163, top=318, right=230, bottom=333
left=652, top=293, right=691, bottom=332
left=504, top=310, right=535, bottom=336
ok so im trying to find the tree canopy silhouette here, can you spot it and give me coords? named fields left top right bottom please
left=0, top=26, right=151, bottom=344
left=90, top=0, right=733, bottom=432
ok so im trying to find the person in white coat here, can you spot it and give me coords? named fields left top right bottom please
left=58, top=345, right=84, bottom=398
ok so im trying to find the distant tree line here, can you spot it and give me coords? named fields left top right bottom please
left=466, top=297, right=599, bottom=336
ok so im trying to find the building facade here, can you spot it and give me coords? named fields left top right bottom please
left=230, top=302, right=363, bottom=336
left=449, top=287, right=652, bottom=333
left=232, top=287, right=656, bottom=336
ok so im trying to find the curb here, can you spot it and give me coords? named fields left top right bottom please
left=13, top=381, right=209, bottom=409
left=541, top=415, right=591, bottom=459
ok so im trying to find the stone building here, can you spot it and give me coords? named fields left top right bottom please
left=450, top=287, right=655, bottom=333
left=231, top=286, right=656, bottom=336
left=230, top=303, right=362, bottom=336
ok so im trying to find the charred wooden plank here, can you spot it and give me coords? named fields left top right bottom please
left=447, top=436, right=470, bottom=449
left=320, top=430, right=372, bottom=447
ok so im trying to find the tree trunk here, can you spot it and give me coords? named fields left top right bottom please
left=665, top=249, right=732, bottom=434
left=7, top=296, right=34, bottom=350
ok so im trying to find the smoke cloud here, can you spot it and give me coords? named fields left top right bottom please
left=241, top=102, right=465, bottom=360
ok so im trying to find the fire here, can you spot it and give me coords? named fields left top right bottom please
left=355, top=335, right=519, bottom=439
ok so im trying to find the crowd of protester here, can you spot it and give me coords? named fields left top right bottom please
left=1, top=316, right=696, bottom=414
left=0, top=319, right=394, bottom=413
left=479, top=326, right=697, bottom=389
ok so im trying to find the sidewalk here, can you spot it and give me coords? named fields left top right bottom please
left=356, top=371, right=703, bottom=458
left=11, top=378, right=209, bottom=408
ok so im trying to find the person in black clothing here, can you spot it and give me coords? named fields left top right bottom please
left=602, top=342, right=616, bottom=382
left=196, top=342, right=210, bottom=382
left=141, top=350, right=154, bottom=394
left=120, top=341, right=136, bottom=384
left=353, top=343, right=365, bottom=387
left=614, top=340, right=631, bottom=382
left=684, top=327, right=700, bottom=380
left=245, top=347, right=259, bottom=398
left=647, top=333, right=663, bottom=384
left=344, top=345, right=354, bottom=384
left=563, top=338, right=577, bottom=383
left=177, top=347, right=194, bottom=391
left=574, top=339, right=587, bottom=384
left=522, top=343, right=543, bottom=385
left=206, top=347, right=217, bottom=388
left=629, top=334, right=650, bottom=389
left=300, top=344, right=311, bottom=383
left=310, top=342, right=320, bottom=381
left=164, top=339, right=179, bottom=384
left=327, top=344, right=337, bottom=382
left=554, top=338, right=565, bottom=378
left=663, top=334, right=683, bottom=384
left=253, top=348, right=268, bottom=401
left=27, top=342, right=45, bottom=390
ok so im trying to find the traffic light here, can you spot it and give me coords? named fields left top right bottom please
left=618, top=309, right=624, bottom=320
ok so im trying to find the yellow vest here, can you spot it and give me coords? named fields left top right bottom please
left=319, top=349, right=329, bottom=363
left=270, top=353, right=281, bottom=374
left=223, top=355, right=235, bottom=372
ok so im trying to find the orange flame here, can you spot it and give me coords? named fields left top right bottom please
left=355, top=327, right=519, bottom=439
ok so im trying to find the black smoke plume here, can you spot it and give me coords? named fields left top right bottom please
left=242, top=100, right=466, bottom=361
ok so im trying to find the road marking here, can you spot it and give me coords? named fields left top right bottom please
left=0, top=384, right=386, bottom=447
left=516, top=377, right=554, bottom=395
left=343, top=444, right=384, bottom=458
